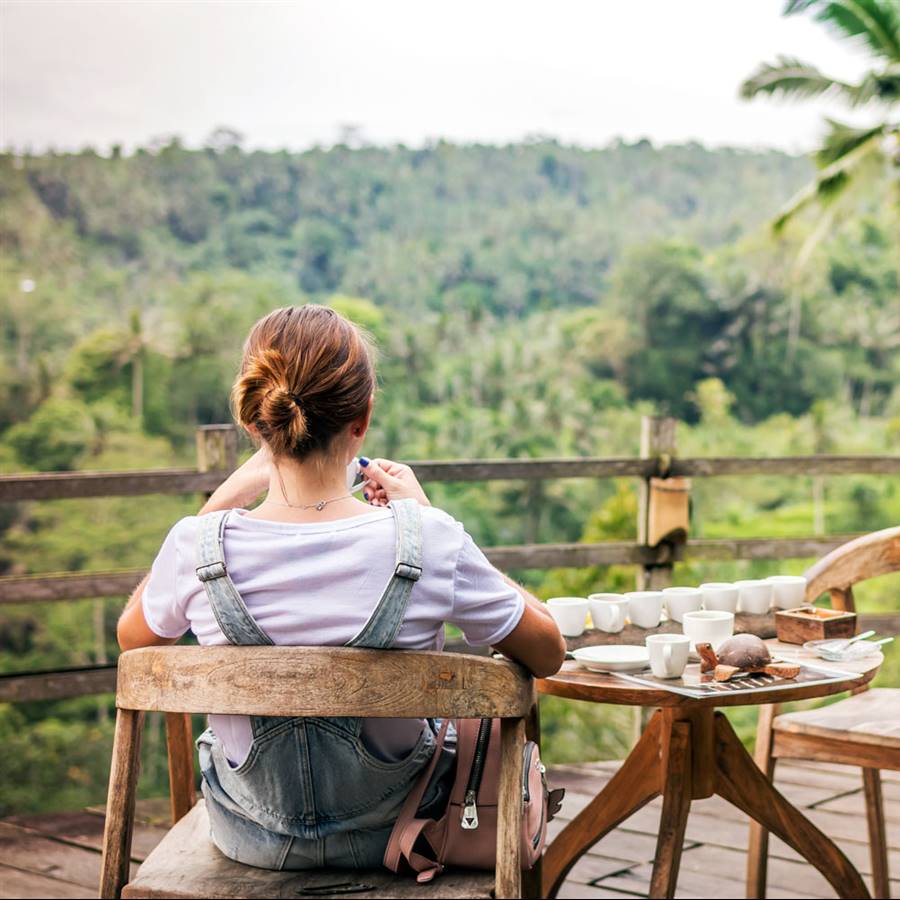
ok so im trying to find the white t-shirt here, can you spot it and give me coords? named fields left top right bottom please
left=141, top=505, right=525, bottom=766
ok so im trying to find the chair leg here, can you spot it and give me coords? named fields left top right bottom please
left=863, top=768, right=890, bottom=899
left=497, top=717, right=526, bottom=899
left=100, top=708, right=144, bottom=899
left=746, top=703, right=778, bottom=900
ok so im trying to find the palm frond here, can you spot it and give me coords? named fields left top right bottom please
left=784, top=0, right=900, bottom=63
left=773, top=128, right=888, bottom=231
left=815, top=118, right=887, bottom=165
left=739, top=56, right=853, bottom=100
left=846, top=65, right=900, bottom=104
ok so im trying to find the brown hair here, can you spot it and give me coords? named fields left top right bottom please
left=232, top=305, right=376, bottom=459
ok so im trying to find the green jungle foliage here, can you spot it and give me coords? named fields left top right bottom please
left=0, top=139, right=897, bottom=814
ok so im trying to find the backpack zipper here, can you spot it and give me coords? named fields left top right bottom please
left=461, top=718, right=492, bottom=830
left=525, top=752, right=548, bottom=849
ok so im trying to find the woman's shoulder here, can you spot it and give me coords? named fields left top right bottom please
left=417, top=505, right=469, bottom=566
left=163, top=510, right=232, bottom=550
left=418, top=504, right=465, bottom=537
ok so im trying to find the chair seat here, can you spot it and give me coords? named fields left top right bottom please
left=122, top=800, right=495, bottom=899
left=773, top=688, right=900, bottom=755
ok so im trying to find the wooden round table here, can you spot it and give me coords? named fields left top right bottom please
left=537, top=639, right=883, bottom=900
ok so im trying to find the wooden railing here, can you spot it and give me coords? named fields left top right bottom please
left=2, top=418, right=898, bottom=702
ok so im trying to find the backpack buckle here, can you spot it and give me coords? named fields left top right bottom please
left=196, top=561, right=227, bottom=582
left=394, top=562, right=422, bottom=581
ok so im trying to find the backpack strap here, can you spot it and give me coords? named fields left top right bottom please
left=345, top=498, right=423, bottom=650
left=195, top=510, right=274, bottom=646
left=384, top=717, right=451, bottom=883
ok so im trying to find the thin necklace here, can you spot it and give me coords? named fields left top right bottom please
left=270, top=466, right=353, bottom=512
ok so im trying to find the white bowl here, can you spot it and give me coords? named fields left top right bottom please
left=571, top=645, right=650, bottom=673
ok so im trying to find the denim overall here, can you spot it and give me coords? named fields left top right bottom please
left=194, top=499, right=452, bottom=870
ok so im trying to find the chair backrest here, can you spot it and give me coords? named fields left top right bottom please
left=804, top=525, right=900, bottom=611
left=116, top=645, right=535, bottom=718
left=101, top=646, right=536, bottom=899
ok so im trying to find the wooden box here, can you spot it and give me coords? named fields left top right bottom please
left=775, top=606, right=857, bottom=645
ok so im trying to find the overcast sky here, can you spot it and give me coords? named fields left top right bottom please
left=0, top=0, right=880, bottom=155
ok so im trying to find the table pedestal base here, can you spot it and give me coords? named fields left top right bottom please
left=542, top=707, right=870, bottom=899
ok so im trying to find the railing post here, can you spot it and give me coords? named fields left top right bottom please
left=636, top=415, right=678, bottom=591
left=195, top=424, right=238, bottom=480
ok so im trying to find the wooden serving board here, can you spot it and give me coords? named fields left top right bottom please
left=567, top=611, right=775, bottom=651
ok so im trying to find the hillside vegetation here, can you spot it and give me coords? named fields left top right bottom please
left=0, top=138, right=897, bottom=812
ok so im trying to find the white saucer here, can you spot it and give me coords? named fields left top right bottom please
left=571, top=645, right=650, bottom=673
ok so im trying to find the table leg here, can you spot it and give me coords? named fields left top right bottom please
left=713, top=712, right=870, bottom=900
left=542, top=712, right=663, bottom=898
left=649, top=720, right=692, bottom=899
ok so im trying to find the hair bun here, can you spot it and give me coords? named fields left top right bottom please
left=258, top=384, right=308, bottom=454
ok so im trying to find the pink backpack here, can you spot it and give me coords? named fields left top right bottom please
left=384, top=717, right=565, bottom=883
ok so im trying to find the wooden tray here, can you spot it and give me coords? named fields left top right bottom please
left=775, top=606, right=856, bottom=645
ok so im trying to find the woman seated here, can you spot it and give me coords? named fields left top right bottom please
left=117, top=304, right=566, bottom=871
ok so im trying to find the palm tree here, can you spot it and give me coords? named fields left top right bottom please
left=740, top=0, right=899, bottom=231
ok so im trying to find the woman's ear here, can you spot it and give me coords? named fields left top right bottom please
left=354, top=395, right=374, bottom=437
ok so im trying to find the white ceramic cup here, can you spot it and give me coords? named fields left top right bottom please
left=646, top=633, right=691, bottom=679
left=700, top=582, right=739, bottom=613
left=682, top=609, right=734, bottom=651
left=661, top=587, right=703, bottom=624
left=546, top=597, right=588, bottom=637
left=625, top=591, right=663, bottom=629
left=588, top=594, right=628, bottom=634
left=767, top=575, right=807, bottom=610
left=736, top=579, right=774, bottom=615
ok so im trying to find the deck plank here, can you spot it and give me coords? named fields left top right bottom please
left=0, top=861, right=93, bottom=899
left=3, top=810, right=167, bottom=861
left=0, top=823, right=103, bottom=889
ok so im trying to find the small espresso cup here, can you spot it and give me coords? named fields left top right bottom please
left=589, top=593, right=628, bottom=634
left=661, top=586, right=702, bottom=624
left=546, top=597, right=588, bottom=637
left=700, top=582, right=739, bottom=613
left=646, top=633, right=690, bottom=679
left=767, top=575, right=807, bottom=610
left=736, top=579, right=774, bottom=615
left=625, top=591, right=663, bottom=629
left=682, top=609, right=734, bottom=651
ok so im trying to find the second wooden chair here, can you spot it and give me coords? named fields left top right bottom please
left=747, top=526, right=900, bottom=899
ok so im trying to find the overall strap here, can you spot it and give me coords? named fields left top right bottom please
left=345, top=498, right=423, bottom=650
left=195, top=510, right=274, bottom=646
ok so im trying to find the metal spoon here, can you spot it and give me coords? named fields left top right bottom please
left=846, top=629, right=876, bottom=645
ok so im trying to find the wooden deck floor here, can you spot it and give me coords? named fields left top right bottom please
left=1, top=759, right=897, bottom=899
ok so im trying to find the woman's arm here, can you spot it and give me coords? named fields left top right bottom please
left=492, top=574, right=567, bottom=678
left=360, top=457, right=566, bottom=678
left=117, top=448, right=272, bottom=652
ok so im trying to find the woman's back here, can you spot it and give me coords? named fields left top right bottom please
left=141, top=502, right=525, bottom=767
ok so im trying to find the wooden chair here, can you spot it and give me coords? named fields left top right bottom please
left=747, top=526, right=900, bottom=899
left=99, top=645, right=539, bottom=900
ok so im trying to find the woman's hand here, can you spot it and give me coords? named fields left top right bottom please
left=199, top=446, right=272, bottom=514
left=359, top=457, right=431, bottom=507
